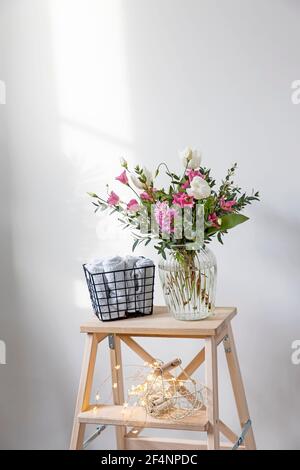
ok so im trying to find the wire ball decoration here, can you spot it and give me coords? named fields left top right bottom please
left=93, top=358, right=207, bottom=423
left=126, top=358, right=207, bottom=421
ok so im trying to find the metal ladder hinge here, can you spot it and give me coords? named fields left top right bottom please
left=108, top=334, right=115, bottom=350
left=83, top=425, right=107, bottom=449
left=223, top=334, right=231, bottom=353
left=232, top=419, right=252, bottom=450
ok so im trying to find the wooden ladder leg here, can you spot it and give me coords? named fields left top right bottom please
left=109, top=334, right=126, bottom=450
left=205, top=336, right=220, bottom=450
left=70, top=333, right=98, bottom=450
left=224, top=323, right=256, bottom=450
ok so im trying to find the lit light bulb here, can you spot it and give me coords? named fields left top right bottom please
left=113, top=383, right=118, bottom=389
left=95, top=391, right=100, bottom=402
left=115, top=365, right=120, bottom=370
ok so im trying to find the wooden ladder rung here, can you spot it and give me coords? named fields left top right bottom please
left=78, top=404, right=208, bottom=431
left=125, top=436, right=246, bottom=450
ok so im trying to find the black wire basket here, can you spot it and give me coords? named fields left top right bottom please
left=83, top=263, right=155, bottom=321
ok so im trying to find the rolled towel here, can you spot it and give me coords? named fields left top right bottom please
left=101, top=296, right=126, bottom=320
left=124, top=255, right=140, bottom=313
left=135, top=257, right=155, bottom=314
left=103, top=256, right=127, bottom=315
left=86, top=257, right=126, bottom=320
left=86, top=258, right=109, bottom=300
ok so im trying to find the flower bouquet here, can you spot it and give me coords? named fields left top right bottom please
left=89, top=148, right=259, bottom=320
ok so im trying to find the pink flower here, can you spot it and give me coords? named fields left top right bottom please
left=115, top=170, right=128, bottom=185
left=181, top=180, right=190, bottom=190
left=208, top=212, right=221, bottom=228
left=172, top=192, right=194, bottom=208
left=219, top=197, right=236, bottom=212
left=127, top=199, right=139, bottom=212
left=186, top=168, right=204, bottom=183
left=140, top=191, right=153, bottom=201
left=107, top=191, right=120, bottom=206
left=154, top=202, right=177, bottom=234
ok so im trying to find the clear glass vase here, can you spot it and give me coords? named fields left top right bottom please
left=158, top=246, right=217, bottom=320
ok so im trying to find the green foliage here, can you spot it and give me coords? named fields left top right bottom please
left=220, top=213, right=249, bottom=230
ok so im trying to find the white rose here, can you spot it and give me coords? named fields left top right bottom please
left=130, top=175, right=146, bottom=190
left=179, top=147, right=202, bottom=169
left=186, top=176, right=211, bottom=199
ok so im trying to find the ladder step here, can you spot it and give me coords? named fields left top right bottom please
left=78, top=405, right=208, bottom=431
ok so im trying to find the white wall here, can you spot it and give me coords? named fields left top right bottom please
left=0, top=0, right=300, bottom=449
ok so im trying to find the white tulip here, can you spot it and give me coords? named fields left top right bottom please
left=179, top=147, right=202, bottom=169
left=186, top=176, right=211, bottom=199
left=130, top=175, right=146, bottom=190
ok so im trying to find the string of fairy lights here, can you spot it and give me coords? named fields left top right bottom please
left=93, top=358, right=207, bottom=422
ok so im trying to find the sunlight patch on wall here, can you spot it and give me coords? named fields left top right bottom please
left=49, top=0, right=135, bottom=191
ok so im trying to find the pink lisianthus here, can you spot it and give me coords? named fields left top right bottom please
left=181, top=180, right=190, bottom=190
left=107, top=191, right=120, bottom=206
left=154, top=202, right=177, bottom=234
left=186, top=168, right=204, bottom=182
left=219, top=197, right=236, bottom=212
left=115, top=170, right=128, bottom=185
left=127, top=198, right=139, bottom=212
left=172, top=192, right=194, bottom=208
left=140, top=191, right=153, bottom=202
left=208, top=212, right=221, bottom=228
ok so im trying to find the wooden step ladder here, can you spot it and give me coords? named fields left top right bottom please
left=70, top=306, right=256, bottom=450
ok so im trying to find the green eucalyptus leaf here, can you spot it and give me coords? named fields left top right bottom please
left=132, top=239, right=139, bottom=252
left=220, top=213, right=249, bottom=230
left=205, top=226, right=218, bottom=236
left=217, top=232, right=224, bottom=245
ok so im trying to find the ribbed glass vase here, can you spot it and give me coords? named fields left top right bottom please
left=158, top=246, right=217, bottom=320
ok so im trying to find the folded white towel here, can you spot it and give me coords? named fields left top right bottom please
left=135, top=257, right=155, bottom=314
